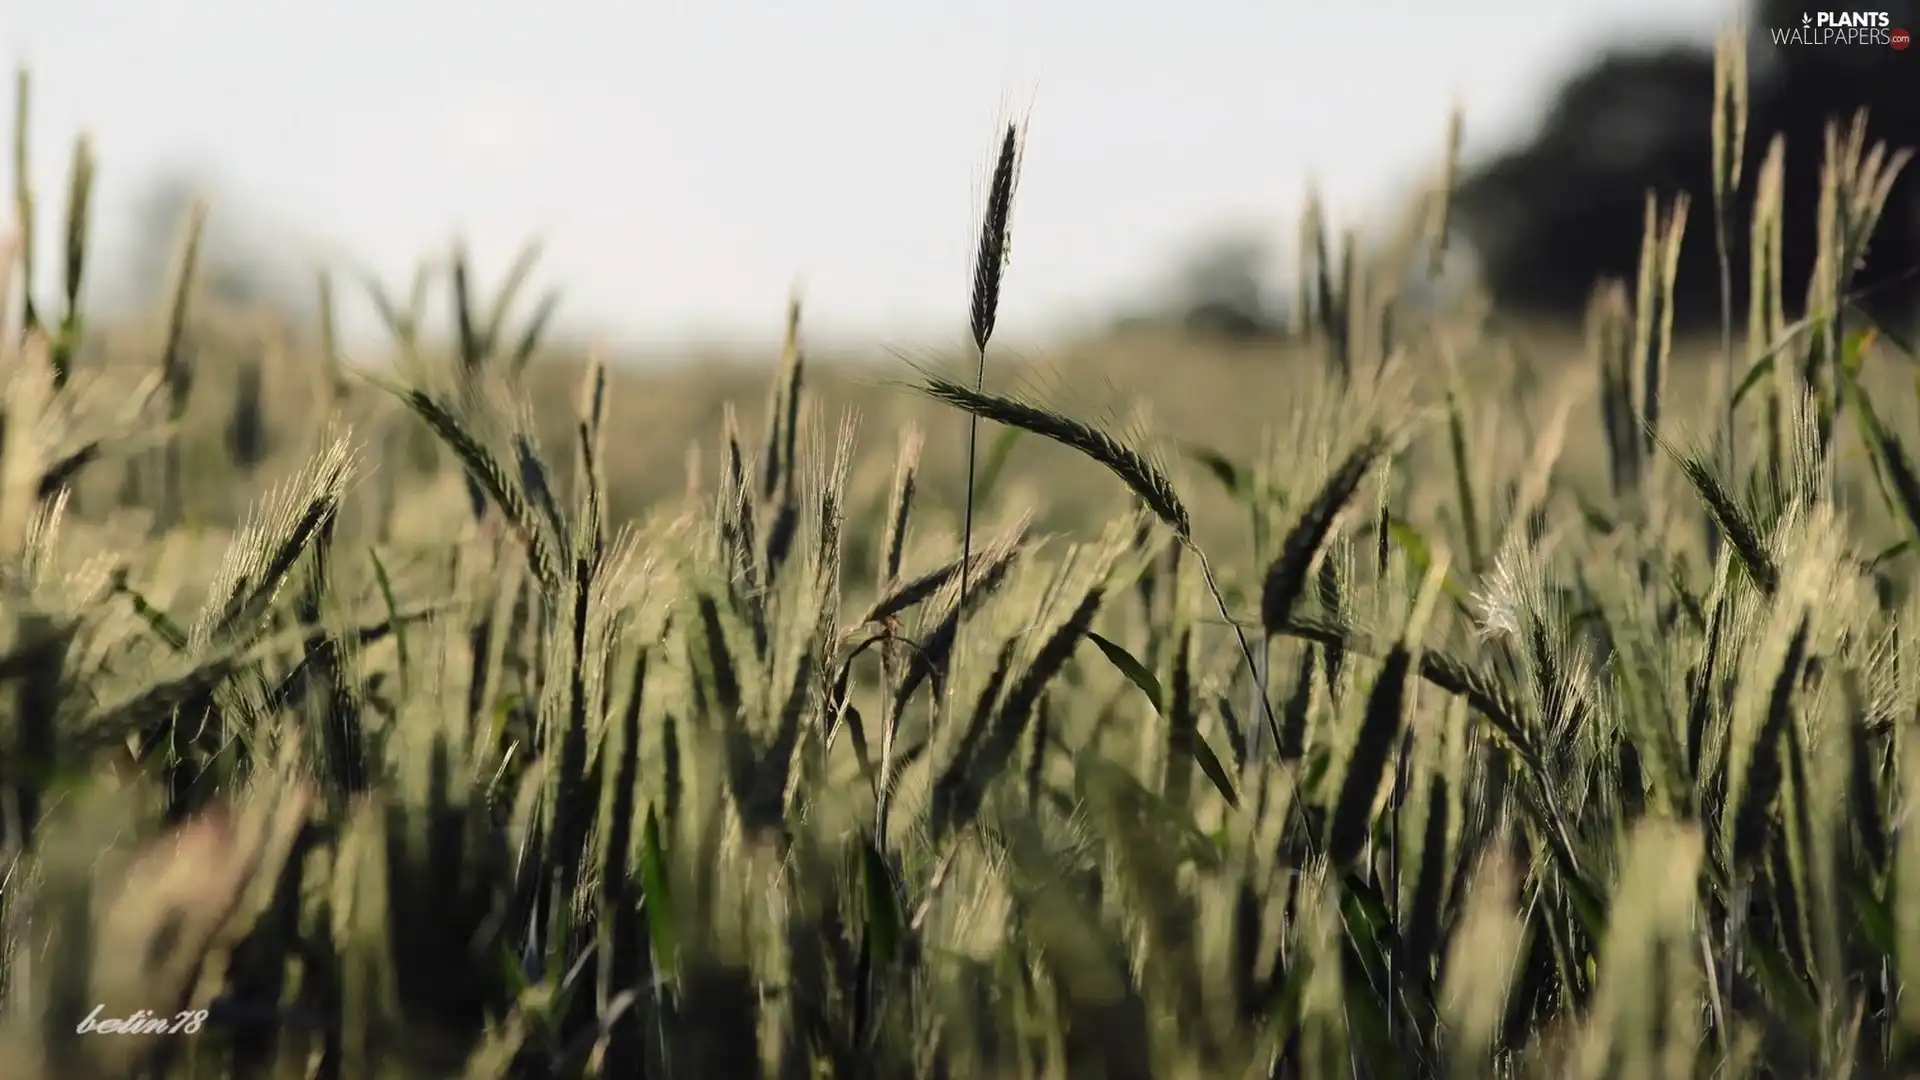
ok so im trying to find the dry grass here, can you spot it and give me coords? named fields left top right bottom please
left=5, top=41, right=1920, bottom=1080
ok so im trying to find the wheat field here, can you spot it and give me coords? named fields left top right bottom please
left=4, top=37, right=1920, bottom=1080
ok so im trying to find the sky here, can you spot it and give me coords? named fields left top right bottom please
left=5, top=0, right=1737, bottom=353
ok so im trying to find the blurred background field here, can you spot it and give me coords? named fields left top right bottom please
left=53, top=311, right=1748, bottom=583
left=6, top=0, right=1915, bottom=558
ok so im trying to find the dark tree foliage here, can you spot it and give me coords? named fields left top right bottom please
left=1173, top=233, right=1287, bottom=341
left=124, top=167, right=310, bottom=320
left=1454, top=0, right=1920, bottom=333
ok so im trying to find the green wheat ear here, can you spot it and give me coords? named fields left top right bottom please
left=956, top=119, right=1027, bottom=657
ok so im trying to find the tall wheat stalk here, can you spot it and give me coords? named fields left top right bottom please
left=957, top=122, right=1023, bottom=636
left=1711, top=25, right=1748, bottom=481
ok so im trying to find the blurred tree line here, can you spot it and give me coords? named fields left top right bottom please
left=123, top=167, right=312, bottom=319
left=1162, top=0, right=1919, bottom=341
left=1456, top=0, right=1919, bottom=335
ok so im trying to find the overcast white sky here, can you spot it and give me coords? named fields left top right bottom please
left=6, top=0, right=1735, bottom=351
